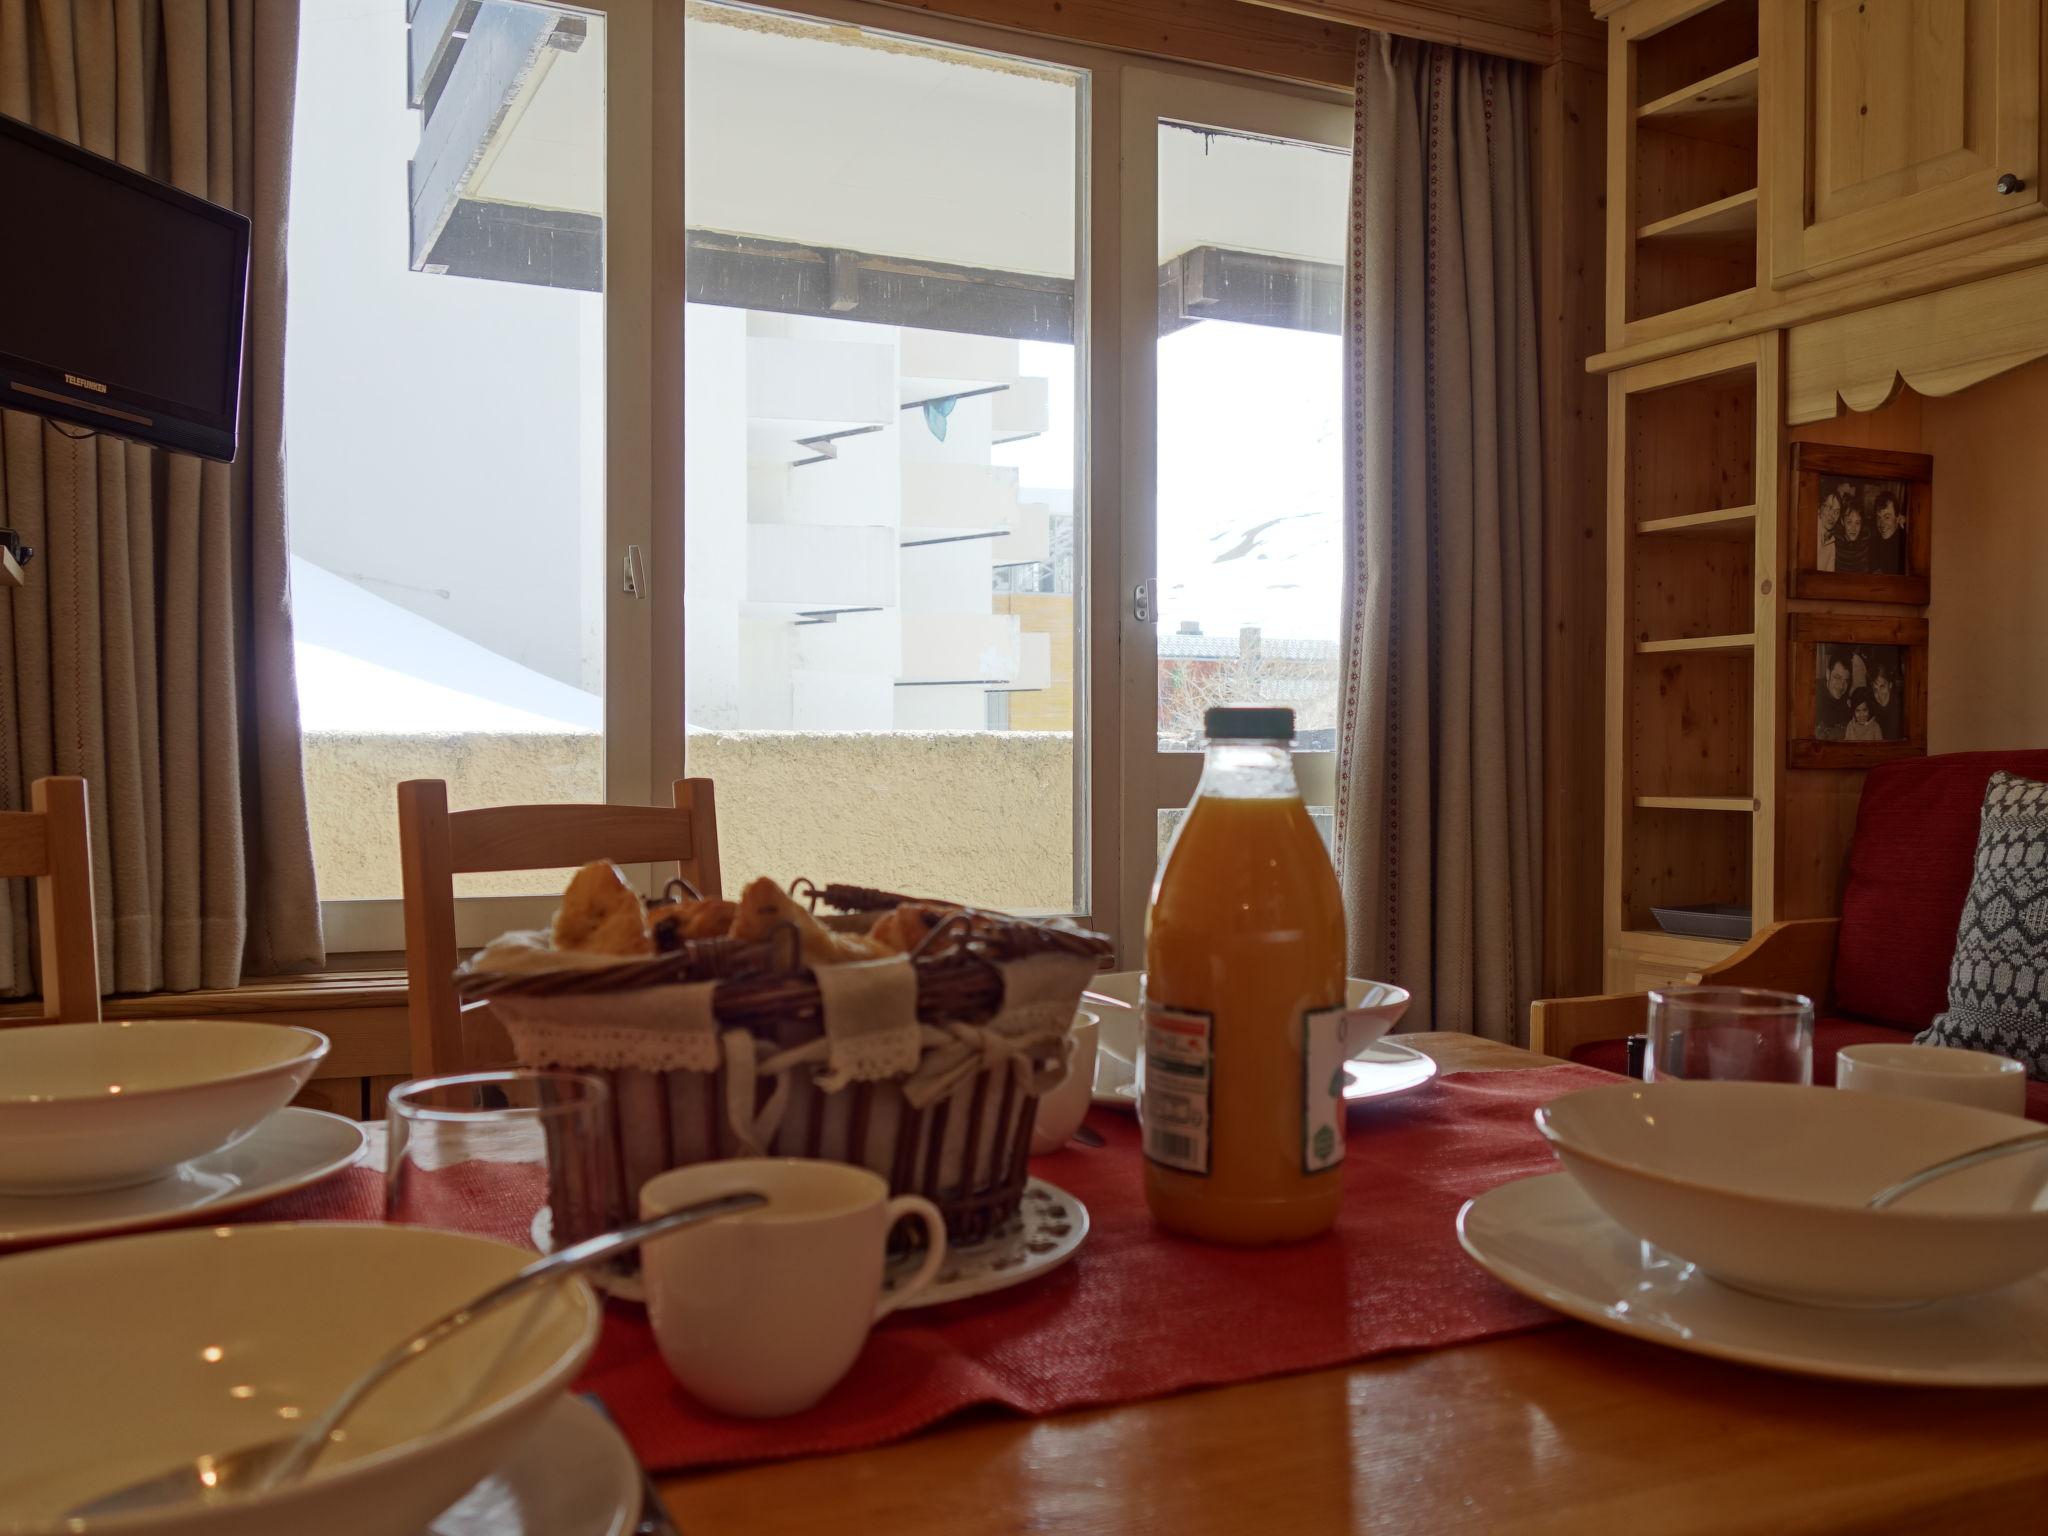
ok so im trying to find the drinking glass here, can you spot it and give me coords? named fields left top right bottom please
left=1645, top=987, right=1815, bottom=1085
left=386, top=1071, right=616, bottom=1251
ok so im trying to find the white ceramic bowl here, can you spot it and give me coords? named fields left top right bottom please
left=1032, top=1010, right=1100, bottom=1155
left=1837, top=1042, right=2028, bottom=1117
left=1538, top=1079, right=2048, bottom=1308
left=0, top=1020, right=329, bottom=1194
left=1089, top=972, right=1410, bottom=1061
left=0, top=1222, right=600, bottom=1536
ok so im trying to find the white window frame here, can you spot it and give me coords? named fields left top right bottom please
left=1114, top=67, right=1352, bottom=949
left=317, top=0, right=660, bottom=953
left=312, top=0, right=1352, bottom=964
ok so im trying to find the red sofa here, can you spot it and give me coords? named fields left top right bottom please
left=1546, top=751, right=2048, bottom=1119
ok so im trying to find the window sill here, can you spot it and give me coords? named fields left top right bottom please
left=0, top=970, right=408, bottom=1023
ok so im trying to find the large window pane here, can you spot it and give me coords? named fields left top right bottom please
left=1153, top=121, right=1347, bottom=754
left=288, top=0, right=606, bottom=901
left=683, top=3, right=1084, bottom=912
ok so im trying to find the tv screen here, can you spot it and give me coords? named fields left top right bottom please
left=0, top=112, right=250, bottom=463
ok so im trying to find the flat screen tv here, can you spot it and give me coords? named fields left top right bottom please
left=0, top=111, right=250, bottom=464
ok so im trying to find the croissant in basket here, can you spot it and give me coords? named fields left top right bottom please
left=731, top=876, right=889, bottom=966
left=552, top=862, right=655, bottom=957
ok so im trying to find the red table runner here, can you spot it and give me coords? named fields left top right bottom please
left=245, top=1062, right=1613, bottom=1471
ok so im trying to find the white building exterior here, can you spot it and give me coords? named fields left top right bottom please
left=686, top=308, right=1056, bottom=731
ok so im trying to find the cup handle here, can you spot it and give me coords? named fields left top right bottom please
left=873, top=1195, right=948, bottom=1319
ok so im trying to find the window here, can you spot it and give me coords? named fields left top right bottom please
left=1123, top=73, right=1352, bottom=939
left=285, top=0, right=1348, bottom=956
left=288, top=0, right=615, bottom=946
left=681, top=4, right=1086, bottom=914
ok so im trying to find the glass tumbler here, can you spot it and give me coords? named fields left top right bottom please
left=386, top=1070, right=615, bottom=1251
left=1645, top=987, right=1815, bottom=1085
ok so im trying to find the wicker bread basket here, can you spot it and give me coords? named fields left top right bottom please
left=455, top=884, right=1112, bottom=1250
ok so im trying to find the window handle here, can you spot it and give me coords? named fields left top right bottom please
left=1132, top=579, right=1154, bottom=624
left=622, top=544, right=648, bottom=600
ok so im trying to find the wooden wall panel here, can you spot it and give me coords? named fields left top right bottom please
left=1778, top=389, right=1927, bottom=919
left=1919, top=356, right=2048, bottom=753
left=1539, top=52, right=1610, bottom=998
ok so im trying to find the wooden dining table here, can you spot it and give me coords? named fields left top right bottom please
left=658, top=1034, right=2048, bottom=1534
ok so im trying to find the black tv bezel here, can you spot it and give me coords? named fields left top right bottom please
left=0, top=111, right=252, bottom=464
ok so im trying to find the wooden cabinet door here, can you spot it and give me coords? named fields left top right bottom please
left=1769, top=0, right=2044, bottom=283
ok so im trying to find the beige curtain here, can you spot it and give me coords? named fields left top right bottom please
left=1337, top=33, right=1541, bottom=1042
left=0, top=0, right=323, bottom=993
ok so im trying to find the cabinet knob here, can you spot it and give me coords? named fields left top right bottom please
left=1997, top=172, right=2027, bottom=195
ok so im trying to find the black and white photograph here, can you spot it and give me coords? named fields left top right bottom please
left=1791, top=443, right=1934, bottom=603
left=1788, top=615, right=1928, bottom=768
left=1813, top=643, right=1908, bottom=743
left=1815, top=476, right=1909, bottom=576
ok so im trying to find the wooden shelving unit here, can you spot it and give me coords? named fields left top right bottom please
left=1605, top=330, right=1778, bottom=991
left=1636, top=188, right=1758, bottom=250
left=1635, top=633, right=1754, bottom=656
left=1635, top=56, right=1759, bottom=145
left=1636, top=504, right=1756, bottom=538
left=1616, top=1, right=1761, bottom=332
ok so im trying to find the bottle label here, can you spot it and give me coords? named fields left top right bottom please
left=1302, top=1005, right=1348, bottom=1175
left=1141, top=1004, right=1213, bottom=1175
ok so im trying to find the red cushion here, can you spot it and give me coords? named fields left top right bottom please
left=1570, top=1016, right=1910, bottom=1086
left=1833, top=751, right=2048, bottom=1030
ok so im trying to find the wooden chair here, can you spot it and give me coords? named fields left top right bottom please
left=1529, top=919, right=1842, bottom=1061
left=396, top=778, right=721, bottom=1078
left=0, top=776, right=101, bottom=1022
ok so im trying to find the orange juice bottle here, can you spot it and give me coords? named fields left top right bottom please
left=1143, top=706, right=1348, bottom=1245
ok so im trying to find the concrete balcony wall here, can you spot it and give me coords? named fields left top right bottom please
left=898, top=329, right=1018, bottom=391
left=900, top=461, right=1021, bottom=528
left=990, top=375, right=1051, bottom=441
left=899, top=532, right=993, bottom=617
left=304, top=728, right=1075, bottom=913
left=900, top=613, right=1022, bottom=682
left=745, top=523, right=898, bottom=609
left=745, top=334, right=894, bottom=427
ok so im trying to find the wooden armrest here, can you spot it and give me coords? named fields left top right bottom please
left=1531, top=920, right=1843, bottom=1062
left=1699, top=918, right=1840, bottom=1009
left=1528, top=992, right=1648, bottom=1060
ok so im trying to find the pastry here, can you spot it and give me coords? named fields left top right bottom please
left=732, top=876, right=889, bottom=966
left=552, top=861, right=653, bottom=957
left=869, top=901, right=965, bottom=956
left=648, top=896, right=739, bottom=951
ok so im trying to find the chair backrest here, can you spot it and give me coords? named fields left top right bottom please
left=396, top=778, right=721, bottom=1077
left=0, top=777, right=101, bottom=1022
left=1835, top=750, right=2048, bottom=1028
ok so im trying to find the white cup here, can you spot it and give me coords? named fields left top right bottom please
left=639, top=1158, right=947, bottom=1417
left=1031, top=1009, right=1100, bottom=1155
left=1836, top=1042, right=2028, bottom=1117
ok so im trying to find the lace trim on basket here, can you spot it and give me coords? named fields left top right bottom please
left=814, top=956, right=922, bottom=1090
left=492, top=983, right=723, bottom=1073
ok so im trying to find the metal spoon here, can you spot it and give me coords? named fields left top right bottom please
left=1866, top=1130, right=2048, bottom=1210
left=70, top=1191, right=766, bottom=1519
left=1082, top=989, right=1135, bottom=1011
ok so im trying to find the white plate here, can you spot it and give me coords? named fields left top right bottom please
left=1458, top=1172, right=2048, bottom=1387
left=429, top=1394, right=641, bottom=1536
left=1088, top=978, right=1411, bottom=1108
left=881, top=1176, right=1088, bottom=1309
left=0, top=1107, right=366, bottom=1249
left=1104, top=1038, right=1439, bottom=1109
left=538, top=1176, right=1091, bottom=1311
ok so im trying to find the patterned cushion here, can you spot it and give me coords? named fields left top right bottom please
left=1917, top=773, right=2048, bottom=1076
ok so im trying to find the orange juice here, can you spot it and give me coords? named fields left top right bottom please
left=1143, top=707, right=1348, bottom=1245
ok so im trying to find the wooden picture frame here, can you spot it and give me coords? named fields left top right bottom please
left=1787, top=614, right=1928, bottom=769
left=1790, top=443, right=1933, bottom=603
